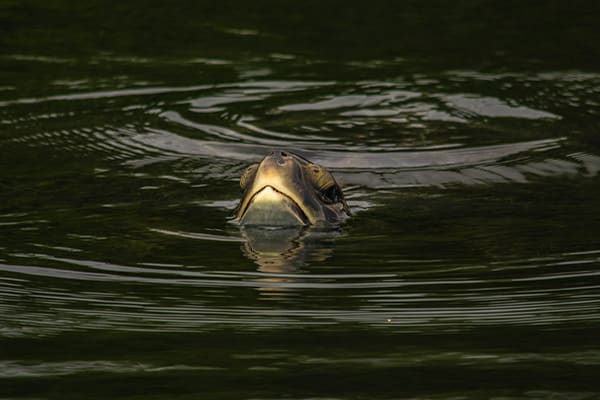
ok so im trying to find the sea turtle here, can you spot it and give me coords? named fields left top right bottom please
left=235, top=150, right=350, bottom=226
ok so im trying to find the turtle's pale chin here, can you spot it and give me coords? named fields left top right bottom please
left=238, top=186, right=308, bottom=226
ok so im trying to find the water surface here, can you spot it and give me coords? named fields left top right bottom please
left=1, top=2, right=600, bottom=399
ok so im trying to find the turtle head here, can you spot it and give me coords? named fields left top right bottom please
left=235, top=151, right=350, bottom=226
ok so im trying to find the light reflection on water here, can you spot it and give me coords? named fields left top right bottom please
left=2, top=69, right=600, bottom=300
left=1, top=52, right=600, bottom=399
left=1, top=243, right=599, bottom=335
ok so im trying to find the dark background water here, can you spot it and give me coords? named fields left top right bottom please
left=1, top=1, right=600, bottom=399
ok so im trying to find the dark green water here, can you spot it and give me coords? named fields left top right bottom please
left=2, top=1, right=600, bottom=398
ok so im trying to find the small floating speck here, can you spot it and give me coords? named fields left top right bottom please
left=222, top=28, right=260, bottom=36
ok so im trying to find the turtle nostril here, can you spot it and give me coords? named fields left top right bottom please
left=271, top=150, right=288, bottom=165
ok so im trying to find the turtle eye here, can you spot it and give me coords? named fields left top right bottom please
left=240, top=164, right=258, bottom=190
left=320, top=184, right=341, bottom=204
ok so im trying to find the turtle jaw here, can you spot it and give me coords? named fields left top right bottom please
left=237, top=185, right=309, bottom=226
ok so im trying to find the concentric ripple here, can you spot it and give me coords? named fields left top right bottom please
left=1, top=56, right=600, bottom=338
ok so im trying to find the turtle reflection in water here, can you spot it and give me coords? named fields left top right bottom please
left=235, top=150, right=350, bottom=273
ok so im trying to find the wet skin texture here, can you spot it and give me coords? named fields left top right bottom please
left=235, top=151, right=350, bottom=226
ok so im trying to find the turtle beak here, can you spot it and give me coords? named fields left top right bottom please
left=237, top=185, right=308, bottom=226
